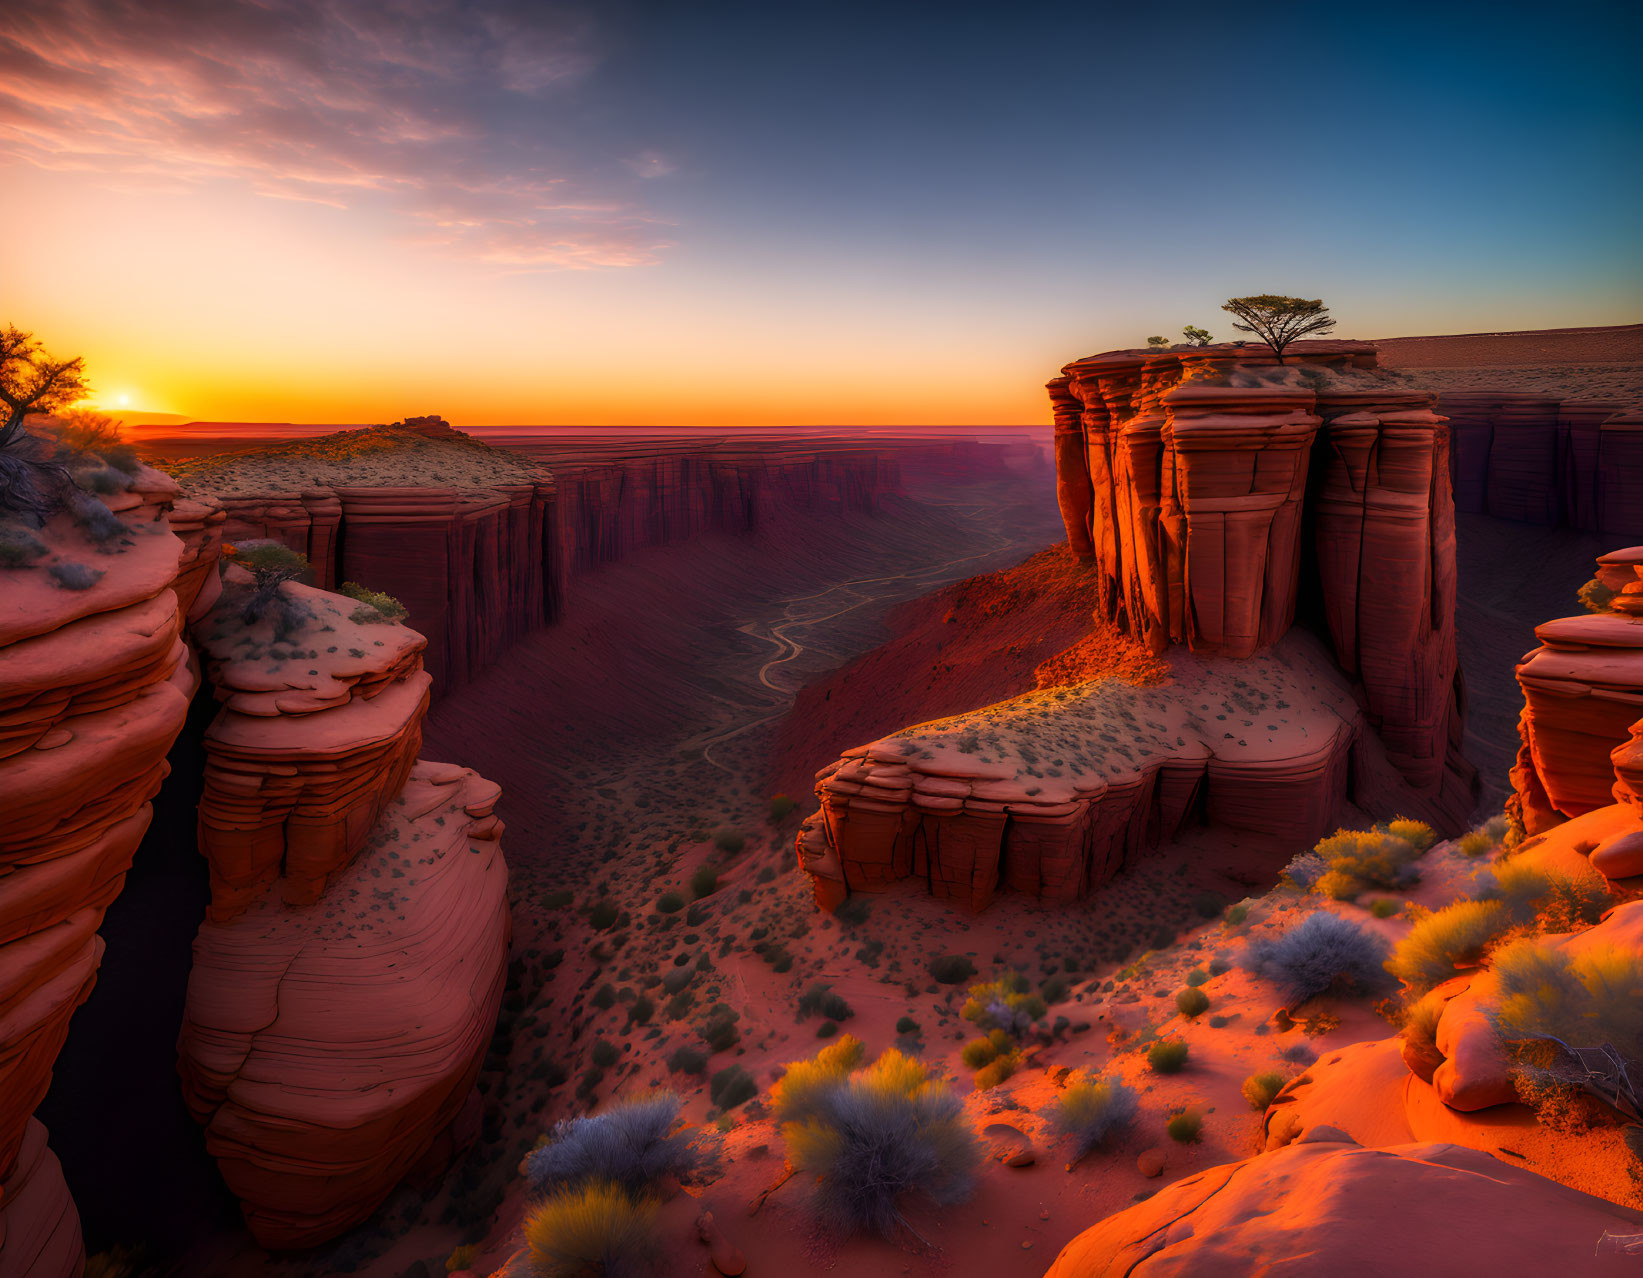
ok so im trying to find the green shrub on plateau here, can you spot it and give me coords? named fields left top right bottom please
left=338, top=580, right=407, bottom=623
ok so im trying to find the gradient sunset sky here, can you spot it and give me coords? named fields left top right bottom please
left=2, top=0, right=1639, bottom=426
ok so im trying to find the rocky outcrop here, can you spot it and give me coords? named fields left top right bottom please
left=178, top=571, right=509, bottom=1248
left=211, top=481, right=555, bottom=691
left=0, top=464, right=218, bottom=1277
left=1510, top=548, right=1643, bottom=834
left=1042, top=1134, right=1643, bottom=1277
left=1310, top=395, right=1465, bottom=793
left=796, top=345, right=1478, bottom=912
left=1050, top=345, right=1469, bottom=804
left=802, top=630, right=1360, bottom=912
left=191, top=581, right=430, bottom=920
left=178, top=762, right=508, bottom=1249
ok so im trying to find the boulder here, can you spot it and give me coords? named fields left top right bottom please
left=1043, top=1136, right=1643, bottom=1277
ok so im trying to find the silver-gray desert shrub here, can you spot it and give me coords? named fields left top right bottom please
left=1051, top=1072, right=1137, bottom=1159
left=1241, top=910, right=1389, bottom=1002
left=525, top=1093, right=717, bottom=1198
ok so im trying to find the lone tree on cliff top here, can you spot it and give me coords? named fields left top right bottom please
left=1, top=325, right=88, bottom=448
left=0, top=325, right=92, bottom=521
left=1221, top=296, right=1335, bottom=363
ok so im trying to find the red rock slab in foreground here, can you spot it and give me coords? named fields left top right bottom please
left=1512, top=611, right=1643, bottom=827
left=0, top=1121, right=82, bottom=1278
left=193, top=580, right=431, bottom=919
left=177, top=761, right=510, bottom=1250
left=1042, top=1134, right=1643, bottom=1278
left=802, top=630, right=1359, bottom=912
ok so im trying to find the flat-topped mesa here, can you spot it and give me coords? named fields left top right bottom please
left=168, top=417, right=558, bottom=692
left=794, top=344, right=1476, bottom=915
left=1051, top=341, right=1467, bottom=799
left=802, top=630, right=1363, bottom=913
left=1509, top=547, right=1643, bottom=835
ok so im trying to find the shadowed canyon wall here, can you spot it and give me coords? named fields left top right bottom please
left=204, top=420, right=1036, bottom=692
left=797, top=343, right=1481, bottom=913
left=0, top=467, right=222, bottom=1277
left=1438, top=394, right=1642, bottom=534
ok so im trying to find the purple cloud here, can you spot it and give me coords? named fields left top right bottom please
left=0, top=0, right=676, bottom=268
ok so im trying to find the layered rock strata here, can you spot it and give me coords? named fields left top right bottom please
left=1049, top=344, right=1468, bottom=801
left=1439, top=390, right=1639, bottom=532
left=0, top=465, right=218, bottom=1277
left=178, top=420, right=1026, bottom=692
left=179, top=573, right=509, bottom=1248
left=191, top=581, right=430, bottom=920
left=797, top=344, right=1478, bottom=911
left=178, top=762, right=508, bottom=1248
left=1510, top=548, right=1643, bottom=834
left=801, top=631, right=1362, bottom=912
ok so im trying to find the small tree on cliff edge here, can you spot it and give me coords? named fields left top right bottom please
left=0, top=326, right=88, bottom=448
left=1220, top=296, right=1335, bottom=363
left=0, top=325, right=91, bottom=521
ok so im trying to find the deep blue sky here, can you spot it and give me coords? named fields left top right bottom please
left=3, top=0, right=1638, bottom=422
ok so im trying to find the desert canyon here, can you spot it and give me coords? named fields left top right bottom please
left=0, top=320, right=1640, bottom=1278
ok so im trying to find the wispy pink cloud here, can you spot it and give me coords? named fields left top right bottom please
left=0, top=0, right=677, bottom=268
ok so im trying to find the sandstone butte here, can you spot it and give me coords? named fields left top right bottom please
left=178, top=564, right=510, bottom=1248
left=798, top=342, right=1485, bottom=913
left=0, top=432, right=513, bottom=1269
left=0, top=459, right=221, bottom=1277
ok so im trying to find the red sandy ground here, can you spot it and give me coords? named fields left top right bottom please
left=768, top=545, right=1166, bottom=800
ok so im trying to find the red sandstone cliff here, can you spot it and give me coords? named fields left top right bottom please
left=169, top=419, right=1026, bottom=694
left=177, top=566, right=510, bottom=1249
left=795, top=344, right=1477, bottom=913
left=0, top=462, right=222, bottom=1277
